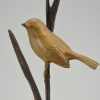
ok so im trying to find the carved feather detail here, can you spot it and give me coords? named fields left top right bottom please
left=45, top=46, right=70, bottom=68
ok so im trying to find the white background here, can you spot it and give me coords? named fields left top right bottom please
left=0, top=0, right=100, bottom=100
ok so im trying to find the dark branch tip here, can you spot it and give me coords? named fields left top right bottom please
left=8, top=29, right=13, bottom=35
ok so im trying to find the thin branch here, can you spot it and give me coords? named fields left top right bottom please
left=44, top=64, right=50, bottom=100
left=45, top=0, right=60, bottom=100
left=46, top=0, right=60, bottom=31
left=52, top=0, right=60, bottom=21
left=8, top=30, right=42, bottom=100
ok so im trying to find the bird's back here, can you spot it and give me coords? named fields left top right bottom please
left=52, top=33, right=72, bottom=53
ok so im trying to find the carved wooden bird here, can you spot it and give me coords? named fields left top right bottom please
left=22, top=18, right=99, bottom=76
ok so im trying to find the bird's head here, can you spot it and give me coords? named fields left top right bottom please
left=22, top=18, right=48, bottom=37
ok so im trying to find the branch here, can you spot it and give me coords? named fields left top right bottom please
left=46, top=0, right=60, bottom=31
left=52, top=0, right=60, bottom=20
left=8, top=30, right=42, bottom=100
left=45, top=0, right=60, bottom=100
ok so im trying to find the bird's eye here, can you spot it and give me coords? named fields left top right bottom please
left=32, top=25, right=35, bottom=28
left=31, top=25, right=37, bottom=29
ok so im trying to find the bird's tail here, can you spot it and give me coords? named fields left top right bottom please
left=74, top=53, right=99, bottom=69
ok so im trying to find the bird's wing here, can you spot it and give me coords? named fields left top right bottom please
left=45, top=46, right=70, bottom=68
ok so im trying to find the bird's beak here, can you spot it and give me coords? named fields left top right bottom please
left=21, top=23, right=26, bottom=28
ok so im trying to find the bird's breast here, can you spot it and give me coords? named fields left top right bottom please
left=29, top=36, right=46, bottom=60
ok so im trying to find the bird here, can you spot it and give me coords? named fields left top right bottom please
left=22, top=18, right=99, bottom=77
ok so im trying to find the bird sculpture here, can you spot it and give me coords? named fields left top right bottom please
left=22, top=18, right=99, bottom=76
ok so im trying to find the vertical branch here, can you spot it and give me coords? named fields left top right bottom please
left=44, top=64, right=50, bottom=100
left=45, top=0, right=60, bottom=100
left=46, top=0, right=60, bottom=31
left=8, top=30, right=42, bottom=100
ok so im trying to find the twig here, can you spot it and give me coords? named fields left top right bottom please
left=8, top=30, right=42, bottom=100
left=46, top=0, right=60, bottom=31
left=45, top=0, right=60, bottom=100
